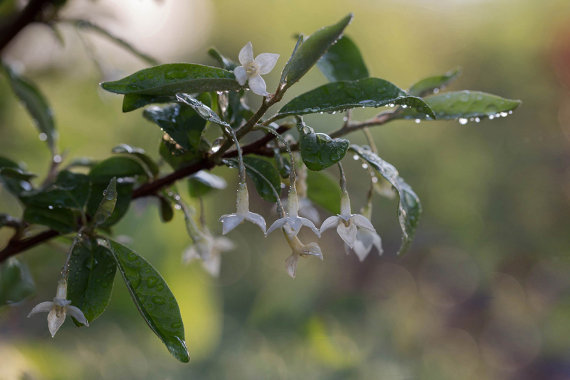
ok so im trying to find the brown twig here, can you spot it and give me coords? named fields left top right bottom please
left=0, top=0, right=55, bottom=54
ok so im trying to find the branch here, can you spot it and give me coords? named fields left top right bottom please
left=0, top=0, right=54, bottom=54
left=0, top=124, right=291, bottom=263
left=329, top=111, right=398, bottom=138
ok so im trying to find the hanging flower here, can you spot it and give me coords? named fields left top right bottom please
left=27, top=279, right=88, bottom=337
left=344, top=203, right=383, bottom=261
left=266, top=187, right=320, bottom=237
left=183, top=228, right=235, bottom=277
left=234, top=42, right=279, bottom=96
left=219, top=182, right=266, bottom=235
left=284, top=233, right=323, bottom=279
left=320, top=191, right=376, bottom=249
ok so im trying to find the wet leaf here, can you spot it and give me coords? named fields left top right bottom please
left=398, top=90, right=521, bottom=121
left=408, top=68, right=461, bottom=97
left=0, top=258, right=35, bottom=306
left=306, top=170, right=341, bottom=214
left=277, top=78, right=435, bottom=118
left=67, top=238, right=116, bottom=323
left=122, top=94, right=176, bottom=112
left=112, top=144, right=159, bottom=178
left=158, top=196, right=174, bottom=222
left=108, top=240, right=189, bottom=363
left=298, top=123, right=349, bottom=171
left=317, top=35, right=368, bottom=82
left=143, top=103, right=207, bottom=151
left=92, top=178, right=117, bottom=227
left=3, top=64, right=57, bottom=154
left=225, top=156, right=281, bottom=202
left=0, top=156, right=33, bottom=197
left=350, top=145, right=421, bottom=255
left=20, top=171, right=90, bottom=211
left=283, top=14, right=353, bottom=87
left=23, top=205, right=77, bottom=233
left=87, top=157, right=147, bottom=226
left=188, top=171, right=227, bottom=198
left=176, top=93, right=229, bottom=127
left=100, top=63, right=239, bottom=96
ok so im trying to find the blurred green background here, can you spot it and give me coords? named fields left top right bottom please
left=1, top=0, right=570, bottom=379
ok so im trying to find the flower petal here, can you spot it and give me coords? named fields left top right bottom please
left=238, top=41, right=254, bottom=65
left=320, top=216, right=339, bottom=234
left=255, top=53, right=280, bottom=75
left=299, top=217, right=320, bottom=237
left=285, top=254, right=299, bottom=278
left=27, top=301, right=54, bottom=317
left=373, top=233, right=383, bottom=256
left=248, top=74, right=268, bottom=96
left=202, top=253, right=222, bottom=277
left=47, top=307, right=66, bottom=337
left=234, top=66, right=247, bottom=86
left=246, top=211, right=267, bottom=233
left=302, top=242, right=323, bottom=260
left=266, top=218, right=287, bottom=236
left=337, top=222, right=357, bottom=248
left=214, top=237, right=235, bottom=252
left=67, top=305, right=89, bottom=326
left=220, top=214, right=244, bottom=235
left=182, top=246, right=200, bottom=263
left=352, top=214, right=376, bottom=231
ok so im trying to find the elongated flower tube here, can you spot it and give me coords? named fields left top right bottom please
left=320, top=191, right=376, bottom=249
left=234, top=42, right=279, bottom=96
left=219, top=182, right=266, bottom=235
left=27, top=279, right=88, bottom=337
left=266, top=185, right=320, bottom=237
left=283, top=231, right=323, bottom=278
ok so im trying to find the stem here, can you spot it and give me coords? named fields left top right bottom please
left=329, top=111, right=398, bottom=138
left=361, top=127, right=378, bottom=154
left=223, top=126, right=246, bottom=184
left=0, top=0, right=55, bottom=54
left=257, top=125, right=296, bottom=185
left=338, top=162, right=347, bottom=193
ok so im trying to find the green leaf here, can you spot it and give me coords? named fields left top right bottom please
left=0, top=258, right=35, bottom=306
left=20, top=171, right=90, bottom=211
left=398, top=90, right=521, bottom=121
left=108, top=240, right=189, bottom=363
left=112, top=144, right=159, bottom=178
left=67, top=238, right=117, bottom=323
left=188, top=171, right=227, bottom=198
left=158, top=196, right=174, bottom=222
left=23, top=205, right=77, bottom=233
left=283, top=14, right=353, bottom=87
left=317, top=35, right=368, bottom=82
left=225, top=156, right=282, bottom=202
left=3, top=64, right=57, bottom=154
left=208, top=47, right=238, bottom=70
left=277, top=78, right=435, bottom=119
left=122, top=94, right=176, bottom=112
left=87, top=157, right=147, bottom=226
left=408, top=68, right=461, bottom=97
left=143, top=103, right=207, bottom=151
left=176, top=93, right=230, bottom=127
left=92, top=178, right=117, bottom=227
left=0, top=156, right=33, bottom=196
left=350, top=145, right=421, bottom=255
left=100, top=63, right=239, bottom=96
left=306, top=170, right=341, bottom=214
left=159, top=138, right=207, bottom=170
left=0, top=213, right=19, bottom=228
left=298, top=123, right=349, bottom=171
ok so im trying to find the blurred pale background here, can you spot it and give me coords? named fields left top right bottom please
left=1, top=0, right=570, bottom=379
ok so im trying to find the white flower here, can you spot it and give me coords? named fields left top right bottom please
left=284, top=234, right=323, bottom=279
left=344, top=228, right=383, bottom=261
left=320, top=192, right=376, bottom=249
left=27, top=279, right=88, bottom=337
left=219, top=182, right=266, bottom=235
left=344, top=203, right=383, bottom=261
left=183, top=229, right=235, bottom=277
left=266, top=187, right=320, bottom=237
left=234, top=42, right=279, bottom=96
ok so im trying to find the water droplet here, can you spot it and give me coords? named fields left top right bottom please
left=352, top=155, right=359, bottom=160
left=361, top=163, right=368, bottom=169
left=371, top=176, right=378, bottom=183
left=48, top=205, right=54, bottom=210
left=174, top=204, right=182, bottom=210
left=508, top=110, right=513, bottom=115
left=458, top=118, right=468, bottom=125
left=401, top=104, right=408, bottom=109
left=53, top=155, right=62, bottom=163
left=488, top=115, right=495, bottom=120
left=39, top=133, right=47, bottom=141
left=414, top=119, right=421, bottom=124
left=475, top=117, right=481, bottom=123
left=433, top=88, right=440, bottom=94
left=500, top=112, right=508, bottom=117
